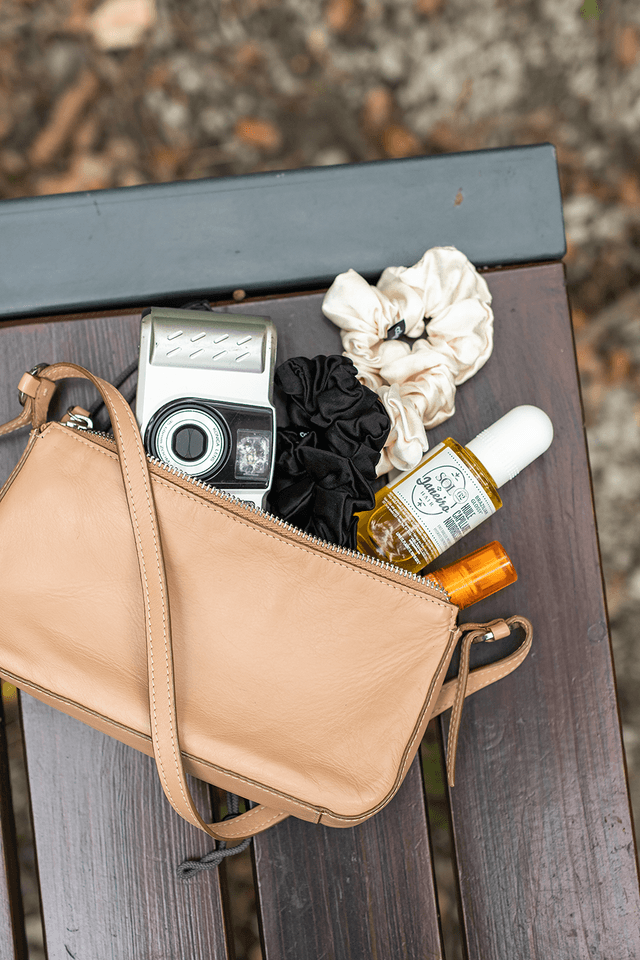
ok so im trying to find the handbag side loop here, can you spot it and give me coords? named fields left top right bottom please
left=0, top=364, right=57, bottom=437
left=436, top=616, right=533, bottom=787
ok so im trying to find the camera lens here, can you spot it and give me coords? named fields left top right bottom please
left=145, top=400, right=230, bottom=479
left=172, top=424, right=207, bottom=462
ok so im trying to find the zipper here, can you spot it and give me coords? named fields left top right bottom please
left=62, top=423, right=451, bottom=601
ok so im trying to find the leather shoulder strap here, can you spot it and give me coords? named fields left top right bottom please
left=17, top=362, right=287, bottom=841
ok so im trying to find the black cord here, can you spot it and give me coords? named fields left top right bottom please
left=89, top=360, right=139, bottom=432
left=177, top=793, right=253, bottom=880
left=180, top=299, right=215, bottom=312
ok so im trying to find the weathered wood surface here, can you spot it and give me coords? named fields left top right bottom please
left=430, top=263, right=640, bottom=960
left=0, top=695, right=25, bottom=960
left=20, top=698, right=232, bottom=960
left=253, top=757, right=443, bottom=960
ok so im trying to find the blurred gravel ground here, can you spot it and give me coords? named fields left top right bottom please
left=2, top=0, right=640, bottom=958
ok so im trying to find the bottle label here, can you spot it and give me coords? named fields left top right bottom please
left=388, top=443, right=496, bottom=555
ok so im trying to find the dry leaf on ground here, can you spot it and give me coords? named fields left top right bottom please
left=416, top=0, right=445, bottom=17
left=608, top=347, right=634, bottom=385
left=235, top=116, right=282, bottom=152
left=616, top=24, right=640, bottom=69
left=382, top=123, right=421, bottom=158
left=362, top=87, right=394, bottom=133
left=325, top=0, right=359, bottom=34
left=89, top=0, right=156, bottom=51
left=29, top=68, right=99, bottom=167
left=618, top=172, right=640, bottom=207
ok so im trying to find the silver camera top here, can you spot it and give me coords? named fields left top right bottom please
left=136, top=306, right=277, bottom=508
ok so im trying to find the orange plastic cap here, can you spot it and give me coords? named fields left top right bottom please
left=430, top=541, right=517, bottom=609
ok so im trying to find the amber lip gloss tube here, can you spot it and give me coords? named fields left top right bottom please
left=426, top=540, right=517, bottom=609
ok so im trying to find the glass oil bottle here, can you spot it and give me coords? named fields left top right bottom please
left=357, top=405, right=553, bottom=574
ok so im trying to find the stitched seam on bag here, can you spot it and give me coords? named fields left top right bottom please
left=108, top=402, right=176, bottom=811
left=45, top=425, right=453, bottom=609
left=0, top=429, right=39, bottom=507
left=116, top=399, right=190, bottom=815
left=217, top=809, right=285, bottom=838
left=396, top=609, right=459, bottom=783
left=110, top=394, right=199, bottom=828
left=118, top=400, right=202, bottom=827
left=319, top=612, right=459, bottom=826
left=435, top=645, right=530, bottom=712
left=449, top=640, right=469, bottom=744
left=466, top=648, right=530, bottom=688
left=93, top=405, right=190, bottom=828
left=0, top=667, right=320, bottom=817
left=401, top=616, right=531, bottom=788
left=318, top=614, right=463, bottom=825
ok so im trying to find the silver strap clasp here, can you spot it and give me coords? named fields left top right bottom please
left=63, top=407, right=94, bottom=430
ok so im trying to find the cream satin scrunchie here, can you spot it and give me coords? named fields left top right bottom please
left=322, top=246, right=493, bottom=475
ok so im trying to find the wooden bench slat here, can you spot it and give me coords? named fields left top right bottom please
left=431, top=263, right=640, bottom=958
left=0, top=695, right=26, bottom=960
left=21, top=697, right=232, bottom=960
left=254, top=755, right=444, bottom=960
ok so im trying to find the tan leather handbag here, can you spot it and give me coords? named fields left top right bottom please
left=0, top=363, right=532, bottom=842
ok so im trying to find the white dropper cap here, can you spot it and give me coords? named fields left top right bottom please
left=465, top=405, right=553, bottom=488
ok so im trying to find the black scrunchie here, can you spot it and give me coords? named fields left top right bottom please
left=267, top=356, right=391, bottom=549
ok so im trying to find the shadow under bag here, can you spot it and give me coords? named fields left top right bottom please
left=0, top=363, right=532, bottom=841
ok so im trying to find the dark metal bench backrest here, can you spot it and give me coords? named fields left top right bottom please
left=0, top=144, right=564, bottom=320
